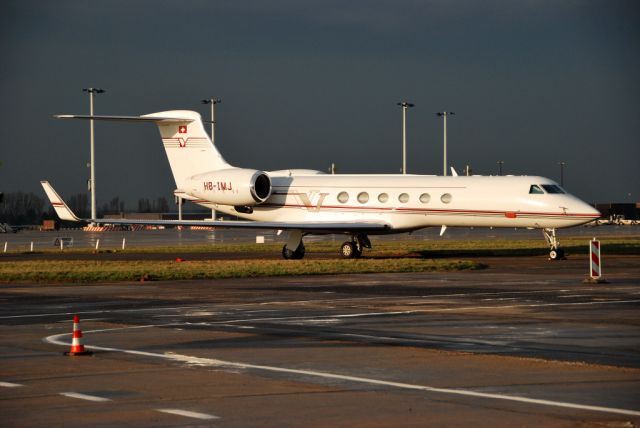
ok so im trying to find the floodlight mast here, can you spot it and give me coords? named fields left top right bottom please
left=82, top=87, right=105, bottom=223
left=397, top=102, right=414, bottom=175
left=201, top=98, right=222, bottom=144
left=201, top=97, right=222, bottom=221
left=436, top=111, right=455, bottom=176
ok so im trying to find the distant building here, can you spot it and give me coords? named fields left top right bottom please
left=103, top=212, right=209, bottom=221
left=593, top=203, right=640, bottom=221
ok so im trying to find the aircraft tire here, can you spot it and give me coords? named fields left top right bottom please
left=549, top=249, right=565, bottom=260
left=340, top=241, right=357, bottom=259
left=282, top=243, right=305, bottom=260
left=293, top=243, right=305, bottom=259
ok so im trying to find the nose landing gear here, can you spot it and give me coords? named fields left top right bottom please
left=543, top=228, right=565, bottom=260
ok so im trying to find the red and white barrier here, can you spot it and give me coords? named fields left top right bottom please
left=190, top=226, right=216, bottom=231
left=587, top=238, right=606, bottom=283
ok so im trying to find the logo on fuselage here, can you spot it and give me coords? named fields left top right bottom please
left=297, top=191, right=329, bottom=212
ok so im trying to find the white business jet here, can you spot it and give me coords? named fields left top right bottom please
left=42, top=110, right=600, bottom=260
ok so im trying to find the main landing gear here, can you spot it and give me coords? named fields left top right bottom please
left=281, top=231, right=372, bottom=260
left=282, top=242, right=305, bottom=259
left=339, top=234, right=371, bottom=259
left=282, top=230, right=306, bottom=260
left=543, top=228, right=565, bottom=260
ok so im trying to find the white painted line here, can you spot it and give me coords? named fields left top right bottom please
left=0, top=305, right=206, bottom=319
left=45, top=329, right=640, bottom=417
left=190, top=298, right=640, bottom=326
left=59, top=392, right=112, bottom=402
left=421, top=299, right=640, bottom=313
left=157, top=408, right=220, bottom=420
left=0, top=381, right=23, bottom=388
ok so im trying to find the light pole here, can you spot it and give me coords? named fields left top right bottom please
left=82, top=87, right=105, bottom=222
left=497, top=160, right=504, bottom=176
left=201, top=97, right=222, bottom=220
left=397, top=102, right=414, bottom=174
left=201, top=98, right=222, bottom=144
left=558, top=161, right=566, bottom=186
left=436, top=111, right=455, bottom=176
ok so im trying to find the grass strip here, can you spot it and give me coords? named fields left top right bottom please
left=9, top=236, right=639, bottom=256
left=0, top=258, right=484, bottom=283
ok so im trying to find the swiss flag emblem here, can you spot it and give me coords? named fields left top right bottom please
left=178, top=125, right=187, bottom=134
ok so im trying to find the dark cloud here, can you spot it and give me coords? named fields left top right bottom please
left=1, top=0, right=638, bottom=205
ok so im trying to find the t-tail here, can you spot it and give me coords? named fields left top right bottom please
left=54, top=110, right=231, bottom=189
left=142, top=111, right=230, bottom=188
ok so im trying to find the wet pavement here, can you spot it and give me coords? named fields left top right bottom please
left=1, top=253, right=639, bottom=427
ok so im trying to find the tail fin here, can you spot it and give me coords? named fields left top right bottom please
left=54, top=110, right=231, bottom=189
left=40, top=181, right=82, bottom=222
left=142, top=110, right=230, bottom=188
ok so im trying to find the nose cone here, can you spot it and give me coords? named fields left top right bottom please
left=571, top=199, right=601, bottom=225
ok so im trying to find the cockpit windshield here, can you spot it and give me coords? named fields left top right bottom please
left=541, top=184, right=565, bottom=194
left=529, top=185, right=544, bottom=194
left=529, top=184, right=566, bottom=194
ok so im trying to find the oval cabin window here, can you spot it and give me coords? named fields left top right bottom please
left=357, top=192, right=369, bottom=203
left=337, top=192, right=349, bottom=203
left=419, top=193, right=431, bottom=203
left=398, top=193, right=410, bottom=203
left=440, top=193, right=452, bottom=204
left=378, top=193, right=389, bottom=203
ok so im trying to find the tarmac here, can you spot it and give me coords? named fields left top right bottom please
left=1, top=251, right=639, bottom=427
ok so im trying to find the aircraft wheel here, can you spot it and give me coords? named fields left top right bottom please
left=282, top=243, right=305, bottom=260
left=549, top=248, right=565, bottom=260
left=340, top=241, right=357, bottom=259
left=292, top=243, right=305, bottom=259
left=282, top=245, right=294, bottom=260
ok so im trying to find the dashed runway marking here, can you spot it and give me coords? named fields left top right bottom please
left=157, top=408, right=220, bottom=420
left=0, top=381, right=23, bottom=388
left=59, top=392, right=112, bottom=402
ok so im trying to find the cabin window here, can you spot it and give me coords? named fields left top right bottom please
left=337, top=191, right=349, bottom=203
left=357, top=192, right=369, bottom=203
left=541, top=184, right=565, bottom=194
left=441, top=193, right=452, bottom=204
left=529, top=185, right=544, bottom=194
left=398, top=193, right=410, bottom=203
left=419, top=193, right=431, bottom=203
left=378, top=193, right=389, bottom=203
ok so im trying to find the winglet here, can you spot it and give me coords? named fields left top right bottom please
left=40, top=181, right=82, bottom=222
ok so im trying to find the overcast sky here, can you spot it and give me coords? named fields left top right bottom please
left=1, top=0, right=638, bottom=207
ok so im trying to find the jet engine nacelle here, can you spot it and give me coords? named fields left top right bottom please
left=186, top=168, right=272, bottom=206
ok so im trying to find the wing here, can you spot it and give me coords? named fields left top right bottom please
left=93, top=218, right=389, bottom=234
left=40, top=181, right=390, bottom=234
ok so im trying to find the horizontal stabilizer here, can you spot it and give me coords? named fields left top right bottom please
left=54, top=114, right=194, bottom=124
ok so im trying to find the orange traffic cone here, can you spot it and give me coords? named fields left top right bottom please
left=64, top=315, right=93, bottom=356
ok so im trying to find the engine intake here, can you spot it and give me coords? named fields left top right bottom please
left=187, top=168, right=272, bottom=206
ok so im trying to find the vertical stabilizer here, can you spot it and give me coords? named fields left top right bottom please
left=141, top=110, right=231, bottom=188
